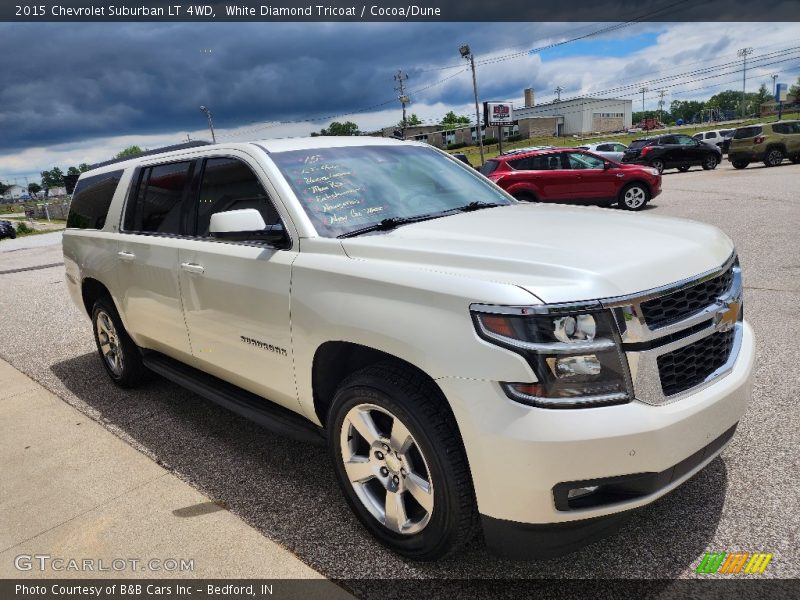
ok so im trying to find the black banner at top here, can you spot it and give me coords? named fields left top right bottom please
left=2, top=0, right=800, bottom=22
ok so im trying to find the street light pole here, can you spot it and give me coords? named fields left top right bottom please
left=737, top=48, right=754, bottom=118
left=771, top=73, right=779, bottom=97
left=460, top=44, right=484, bottom=166
left=639, top=87, right=649, bottom=114
left=199, top=105, right=216, bottom=143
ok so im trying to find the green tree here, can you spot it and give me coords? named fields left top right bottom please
left=78, top=163, right=91, bottom=172
left=706, top=90, right=742, bottom=113
left=0, top=181, right=10, bottom=198
left=401, top=113, right=423, bottom=127
left=669, top=99, right=704, bottom=122
left=28, top=182, right=42, bottom=198
left=67, top=166, right=81, bottom=177
left=115, top=145, right=144, bottom=159
left=315, top=121, right=360, bottom=136
left=440, top=111, right=471, bottom=130
left=40, top=167, right=64, bottom=189
left=788, top=76, right=800, bottom=98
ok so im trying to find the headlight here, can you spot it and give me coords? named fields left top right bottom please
left=471, top=305, right=632, bottom=409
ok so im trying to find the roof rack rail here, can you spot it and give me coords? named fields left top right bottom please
left=89, top=140, right=212, bottom=170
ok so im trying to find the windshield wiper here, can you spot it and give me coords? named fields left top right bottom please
left=337, top=202, right=504, bottom=238
left=456, top=201, right=504, bottom=212
left=337, top=214, right=443, bottom=238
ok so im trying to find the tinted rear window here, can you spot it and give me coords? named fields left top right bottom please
left=628, top=140, right=651, bottom=149
left=480, top=160, right=500, bottom=176
left=124, top=161, right=194, bottom=234
left=734, top=126, right=762, bottom=139
left=67, top=170, right=123, bottom=230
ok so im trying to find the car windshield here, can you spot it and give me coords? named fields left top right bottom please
left=269, top=145, right=513, bottom=238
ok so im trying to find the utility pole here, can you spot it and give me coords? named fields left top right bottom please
left=460, top=44, right=484, bottom=166
left=639, top=87, right=649, bottom=114
left=394, top=70, right=409, bottom=139
left=199, top=105, right=216, bottom=143
left=657, top=89, right=666, bottom=124
left=737, top=48, right=754, bottom=118
left=771, top=73, right=779, bottom=96
left=554, top=86, right=564, bottom=102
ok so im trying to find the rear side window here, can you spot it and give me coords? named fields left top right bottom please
left=195, top=157, right=279, bottom=237
left=67, top=170, right=123, bottom=230
left=734, top=126, right=762, bottom=139
left=628, top=140, right=650, bottom=149
left=124, top=161, right=193, bottom=234
left=706, top=132, right=718, bottom=139
left=480, top=160, right=500, bottom=176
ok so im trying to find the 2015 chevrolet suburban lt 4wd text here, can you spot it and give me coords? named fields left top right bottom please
left=63, top=137, right=754, bottom=561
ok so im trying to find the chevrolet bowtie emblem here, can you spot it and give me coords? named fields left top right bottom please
left=715, top=297, right=741, bottom=332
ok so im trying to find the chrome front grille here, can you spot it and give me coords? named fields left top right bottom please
left=640, top=265, right=734, bottom=329
left=601, top=253, right=743, bottom=406
left=657, top=328, right=737, bottom=396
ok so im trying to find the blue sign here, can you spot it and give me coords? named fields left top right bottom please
left=775, top=83, right=788, bottom=102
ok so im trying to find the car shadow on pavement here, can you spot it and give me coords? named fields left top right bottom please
left=50, top=351, right=728, bottom=582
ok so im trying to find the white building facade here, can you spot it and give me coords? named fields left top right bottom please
left=514, top=97, right=633, bottom=136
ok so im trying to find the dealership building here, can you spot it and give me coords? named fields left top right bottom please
left=513, top=89, right=633, bottom=136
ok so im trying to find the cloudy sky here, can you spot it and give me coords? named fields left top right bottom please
left=1, top=21, right=799, bottom=183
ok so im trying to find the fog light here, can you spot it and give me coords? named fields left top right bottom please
left=567, top=486, right=599, bottom=500
left=551, top=355, right=602, bottom=378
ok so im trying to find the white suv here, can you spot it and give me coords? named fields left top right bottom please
left=63, top=136, right=754, bottom=561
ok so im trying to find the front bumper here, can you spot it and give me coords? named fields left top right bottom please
left=437, top=320, right=754, bottom=553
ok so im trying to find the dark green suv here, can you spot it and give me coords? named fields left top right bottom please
left=728, top=121, right=800, bottom=169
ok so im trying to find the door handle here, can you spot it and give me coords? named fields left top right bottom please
left=616, top=173, right=626, bottom=178
left=180, top=262, right=205, bottom=275
left=117, top=251, right=135, bottom=261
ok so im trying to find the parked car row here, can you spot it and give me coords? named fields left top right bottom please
left=621, top=134, right=722, bottom=174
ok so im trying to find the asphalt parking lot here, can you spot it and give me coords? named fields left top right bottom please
left=0, top=161, right=798, bottom=583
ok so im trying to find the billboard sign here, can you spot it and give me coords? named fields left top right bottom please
left=484, top=102, right=514, bottom=126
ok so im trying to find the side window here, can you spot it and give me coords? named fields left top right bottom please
left=692, top=134, right=703, bottom=140
left=660, top=136, right=677, bottom=145
left=614, top=144, right=627, bottom=152
left=706, top=132, right=717, bottom=139
left=508, top=157, right=533, bottom=170
left=596, top=144, right=612, bottom=152
left=195, top=157, right=280, bottom=237
left=789, top=122, right=800, bottom=134
left=676, top=135, right=696, bottom=145
left=67, top=169, right=123, bottom=230
left=566, top=152, right=604, bottom=169
left=124, top=162, right=193, bottom=234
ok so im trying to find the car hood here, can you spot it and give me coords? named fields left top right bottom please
left=339, top=204, right=733, bottom=304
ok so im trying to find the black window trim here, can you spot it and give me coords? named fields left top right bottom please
left=67, top=168, right=126, bottom=231
left=119, top=159, right=198, bottom=239
left=189, top=154, right=293, bottom=251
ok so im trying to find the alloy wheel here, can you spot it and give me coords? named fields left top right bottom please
left=651, top=159, right=664, bottom=174
left=766, top=149, right=783, bottom=167
left=339, top=403, right=434, bottom=535
left=95, top=310, right=124, bottom=376
left=624, top=186, right=646, bottom=209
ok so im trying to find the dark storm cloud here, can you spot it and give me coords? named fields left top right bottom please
left=0, top=22, right=565, bottom=151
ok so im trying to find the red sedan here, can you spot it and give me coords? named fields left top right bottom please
left=480, top=148, right=662, bottom=211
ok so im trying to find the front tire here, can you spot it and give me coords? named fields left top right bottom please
left=731, top=160, right=749, bottom=169
left=764, top=148, right=784, bottom=167
left=328, top=363, right=478, bottom=561
left=702, top=154, right=719, bottom=170
left=618, top=183, right=650, bottom=211
left=91, top=297, right=149, bottom=388
left=512, top=191, right=537, bottom=202
left=650, top=158, right=664, bottom=174
left=677, top=165, right=690, bottom=172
